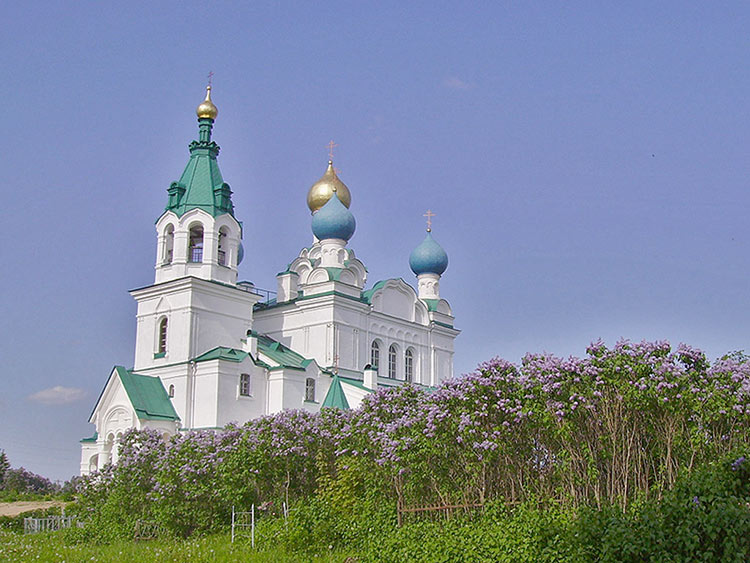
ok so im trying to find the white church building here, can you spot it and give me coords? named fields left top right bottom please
left=80, top=86, right=459, bottom=475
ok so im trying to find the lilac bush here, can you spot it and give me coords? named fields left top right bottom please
left=77, top=340, right=750, bottom=537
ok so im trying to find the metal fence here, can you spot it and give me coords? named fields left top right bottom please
left=231, top=505, right=255, bottom=546
left=23, top=516, right=76, bottom=534
left=396, top=500, right=485, bottom=526
left=231, top=502, right=288, bottom=546
left=133, top=519, right=165, bottom=541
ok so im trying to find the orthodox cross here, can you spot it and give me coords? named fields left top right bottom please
left=333, top=354, right=340, bottom=375
left=424, top=209, right=436, bottom=232
left=327, top=139, right=338, bottom=160
left=207, top=71, right=214, bottom=86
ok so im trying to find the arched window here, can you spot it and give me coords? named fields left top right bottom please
left=305, top=378, right=316, bottom=402
left=88, top=454, right=98, bottom=474
left=188, top=225, right=204, bottom=263
left=388, top=345, right=397, bottom=379
left=164, top=224, right=174, bottom=264
left=157, top=318, right=168, bottom=355
left=240, top=373, right=251, bottom=396
left=405, top=348, right=414, bottom=383
left=168, top=384, right=175, bottom=398
left=370, top=341, right=380, bottom=369
left=218, top=227, right=229, bottom=266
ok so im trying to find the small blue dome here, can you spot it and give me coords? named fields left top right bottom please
left=312, top=192, right=356, bottom=241
left=237, top=242, right=245, bottom=265
left=409, top=232, right=448, bottom=276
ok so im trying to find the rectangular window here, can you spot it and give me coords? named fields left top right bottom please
left=305, top=378, right=315, bottom=402
left=240, top=373, right=251, bottom=397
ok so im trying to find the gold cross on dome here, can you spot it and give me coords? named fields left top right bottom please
left=327, top=140, right=338, bottom=160
left=207, top=71, right=214, bottom=86
left=424, top=209, right=436, bottom=232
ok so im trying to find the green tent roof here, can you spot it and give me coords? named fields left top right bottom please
left=162, top=118, right=234, bottom=218
left=115, top=366, right=180, bottom=421
left=321, top=376, right=350, bottom=409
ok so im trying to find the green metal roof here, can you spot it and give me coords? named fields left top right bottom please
left=336, top=375, right=373, bottom=392
left=192, top=345, right=273, bottom=369
left=116, top=366, right=180, bottom=421
left=324, top=267, right=344, bottom=281
left=162, top=118, right=235, bottom=218
left=321, top=376, right=350, bottom=409
left=360, top=279, right=391, bottom=304
left=80, top=431, right=98, bottom=443
left=193, top=347, right=248, bottom=363
left=251, top=332, right=313, bottom=370
left=422, top=298, right=439, bottom=312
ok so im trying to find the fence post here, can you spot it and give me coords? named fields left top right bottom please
left=251, top=503, right=255, bottom=549
left=231, top=505, right=235, bottom=543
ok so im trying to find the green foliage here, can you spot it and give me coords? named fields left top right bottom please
left=362, top=501, right=582, bottom=563
left=0, top=450, right=9, bottom=489
left=0, top=530, right=353, bottom=562
left=575, top=452, right=750, bottom=562
left=71, top=340, right=750, bottom=559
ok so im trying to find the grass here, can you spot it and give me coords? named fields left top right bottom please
left=0, top=531, right=353, bottom=562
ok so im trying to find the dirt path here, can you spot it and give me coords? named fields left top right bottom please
left=0, top=501, right=68, bottom=517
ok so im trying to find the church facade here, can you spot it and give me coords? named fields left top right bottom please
left=80, top=87, right=459, bottom=475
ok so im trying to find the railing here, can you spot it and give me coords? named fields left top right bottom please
left=396, top=499, right=484, bottom=527
left=134, top=519, right=165, bottom=541
left=24, top=516, right=76, bottom=534
left=189, top=247, right=203, bottom=263
left=218, top=250, right=227, bottom=266
left=236, top=282, right=277, bottom=303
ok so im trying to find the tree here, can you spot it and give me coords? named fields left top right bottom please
left=0, top=450, right=9, bottom=489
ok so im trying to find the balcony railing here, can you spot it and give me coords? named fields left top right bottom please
left=189, top=247, right=203, bottom=263
left=218, top=250, right=227, bottom=266
left=236, top=281, right=277, bottom=303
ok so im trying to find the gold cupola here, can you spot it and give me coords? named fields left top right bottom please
left=196, top=85, right=218, bottom=120
left=307, top=161, right=351, bottom=213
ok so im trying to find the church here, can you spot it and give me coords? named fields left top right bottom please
left=79, top=86, right=459, bottom=475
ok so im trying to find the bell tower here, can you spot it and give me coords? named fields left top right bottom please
left=131, top=85, right=259, bottom=373
left=153, top=85, right=243, bottom=286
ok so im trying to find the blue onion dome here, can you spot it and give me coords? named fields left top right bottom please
left=409, top=231, right=448, bottom=276
left=237, top=242, right=245, bottom=265
left=311, top=191, right=356, bottom=241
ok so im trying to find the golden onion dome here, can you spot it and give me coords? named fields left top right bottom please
left=196, top=85, right=218, bottom=120
left=307, top=161, right=351, bottom=213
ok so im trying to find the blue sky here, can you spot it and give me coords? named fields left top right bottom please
left=2, top=2, right=750, bottom=480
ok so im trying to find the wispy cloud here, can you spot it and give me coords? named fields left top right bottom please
left=443, top=76, right=474, bottom=91
left=28, top=386, right=87, bottom=405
